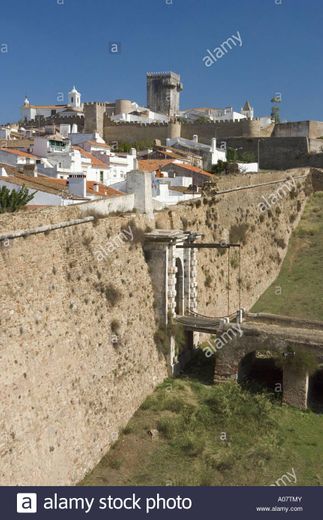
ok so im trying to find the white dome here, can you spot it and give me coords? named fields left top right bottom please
left=69, top=86, right=80, bottom=94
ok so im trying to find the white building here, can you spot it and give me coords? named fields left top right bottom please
left=180, top=103, right=254, bottom=122
left=75, top=142, right=138, bottom=186
left=111, top=99, right=169, bottom=123
left=152, top=174, right=201, bottom=207
left=21, top=87, right=83, bottom=121
left=0, top=148, right=39, bottom=167
left=0, top=170, right=123, bottom=207
left=166, top=136, right=226, bottom=168
left=0, top=127, right=11, bottom=140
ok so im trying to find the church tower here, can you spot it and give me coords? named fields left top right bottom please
left=241, top=100, right=254, bottom=120
left=68, top=86, right=82, bottom=109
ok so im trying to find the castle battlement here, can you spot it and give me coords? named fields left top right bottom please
left=146, top=71, right=179, bottom=77
left=104, top=118, right=170, bottom=127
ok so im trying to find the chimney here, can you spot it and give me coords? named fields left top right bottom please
left=211, top=137, right=217, bottom=153
left=68, top=174, right=87, bottom=198
left=130, top=147, right=137, bottom=157
left=193, top=134, right=198, bottom=143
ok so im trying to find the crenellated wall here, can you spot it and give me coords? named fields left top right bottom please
left=0, top=168, right=314, bottom=485
left=103, top=117, right=273, bottom=145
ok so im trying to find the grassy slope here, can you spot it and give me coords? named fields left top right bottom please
left=82, top=371, right=323, bottom=486
left=82, top=193, right=323, bottom=486
left=252, top=192, right=323, bottom=320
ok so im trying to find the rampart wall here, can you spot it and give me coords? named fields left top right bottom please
left=0, top=168, right=314, bottom=485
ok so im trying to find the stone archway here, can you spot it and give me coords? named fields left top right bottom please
left=144, top=230, right=200, bottom=373
left=175, top=257, right=184, bottom=316
left=308, top=367, right=323, bottom=412
left=213, top=328, right=312, bottom=409
left=143, top=230, right=200, bottom=323
left=238, top=350, right=283, bottom=394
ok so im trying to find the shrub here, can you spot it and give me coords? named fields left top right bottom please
left=181, top=217, right=188, bottom=231
left=0, top=185, right=36, bottom=213
left=154, top=326, right=169, bottom=355
left=229, top=223, right=249, bottom=245
left=157, top=417, right=177, bottom=439
left=163, top=397, right=185, bottom=413
left=205, top=274, right=212, bottom=287
left=109, top=458, right=122, bottom=470
left=122, top=425, right=133, bottom=435
left=127, top=220, right=144, bottom=244
left=230, top=253, right=239, bottom=269
left=96, top=283, right=122, bottom=306
left=178, top=433, right=205, bottom=457
left=82, top=235, right=94, bottom=247
left=154, top=319, right=186, bottom=356
left=111, top=319, right=121, bottom=334
left=275, top=238, right=286, bottom=249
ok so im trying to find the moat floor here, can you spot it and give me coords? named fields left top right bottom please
left=81, top=371, right=323, bottom=486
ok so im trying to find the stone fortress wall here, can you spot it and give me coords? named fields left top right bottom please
left=0, top=168, right=315, bottom=485
left=103, top=117, right=273, bottom=144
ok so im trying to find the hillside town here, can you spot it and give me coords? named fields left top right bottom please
left=0, top=71, right=279, bottom=213
left=2, top=70, right=323, bottom=218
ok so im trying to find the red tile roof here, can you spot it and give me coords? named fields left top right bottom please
left=0, top=172, right=123, bottom=199
left=138, top=159, right=175, bottom=172
left=0, top=148, right=38, bottom=159
left=170, top=162, right=213, bottom=177
left=73, top=146, right=108, bottom=169
left=139, top=159, right=212, bottom=177
left=86, top=181, right=123, bottom=197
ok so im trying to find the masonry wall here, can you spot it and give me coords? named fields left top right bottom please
left=103, top=119, right=170, bottom=144
left=180, top=119, right=270, bottom=141
left=103, top=118, right=272, bottom=145
left=273, top=121, right=323, bottom=139
left=154, top=168, right=311, bottom=317
left=0, top=167, right=313, bottom=485
left=223, top=137, right=311, bottom=170
left=0, top=212, right=167, bottom=486
left=84, top=103, right=107, bottom=136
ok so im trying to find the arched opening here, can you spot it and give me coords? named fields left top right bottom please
left=175, top=257, right=184, bottom=316
left=308, top=368, right=323, bottom=413
left=238, top=351, right=283, bottom=396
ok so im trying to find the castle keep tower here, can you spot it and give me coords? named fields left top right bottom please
left=147, top=71, right=183, bottom=117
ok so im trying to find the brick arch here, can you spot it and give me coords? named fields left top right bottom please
left=214, top=331, right=310, bottom=409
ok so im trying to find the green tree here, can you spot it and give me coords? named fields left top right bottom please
left=227, top=147, right=238, bottom=162
left=0, top=185, right=36, bottom=213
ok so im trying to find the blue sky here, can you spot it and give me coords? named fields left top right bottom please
left=0, top=0, right=322, bottom=123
